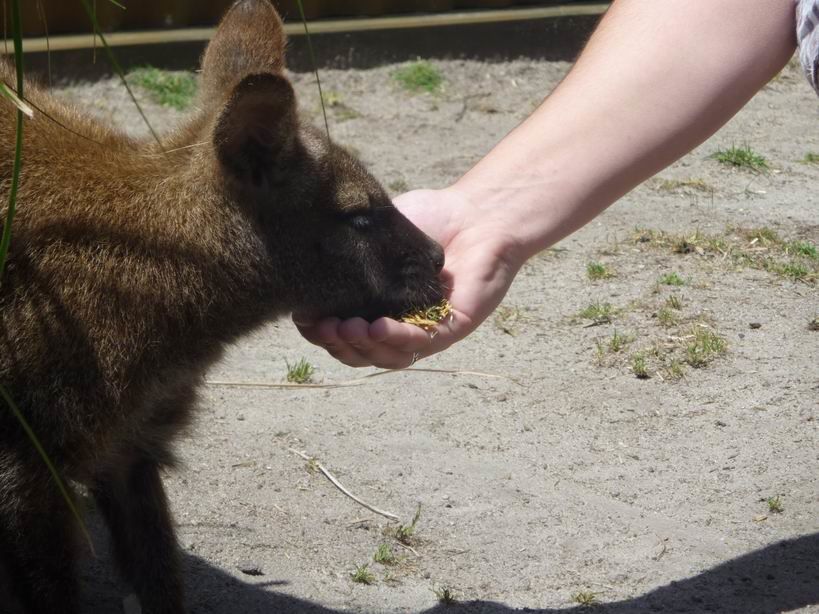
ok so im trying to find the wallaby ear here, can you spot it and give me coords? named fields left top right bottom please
left=214, top=73, right=297, bottom=187
left=201, top=0, right=286, bottom=100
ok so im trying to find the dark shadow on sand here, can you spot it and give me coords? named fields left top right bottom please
left=71, top=529, right=819, bottom=613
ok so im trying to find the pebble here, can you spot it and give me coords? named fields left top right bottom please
left=237, top=561, right=264, bottom=576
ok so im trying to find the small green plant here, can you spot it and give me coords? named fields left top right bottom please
left=494, top=305, right=527, bottom=335
left=608, top=330, right=633, bottom=353
left=786, top=241, right=818, bottom=260
left=577, top=301, right=617, bottom=324
left=286, top=358, right=315, bottom=384
left=433, top=585, right=458, bottom=606
left=351, top=564, right=376, bottom=585
left=663, top=360, right=686, bottom=381
left=712, top=145, right=768, bottom=172
left=393, top=61, right=443, bottom=94
left=686, top=327, right=727, bottom=368
left=586, top=261, right=615, bottom=281
left=373, top=543, right=397, bottom=565
left=631, top=354, right=650, bottom=379
left=810, top=316, right=819, bottom=331
left=775, top=261, right=810, bottom=280
left=665, top=294, right=683, bottom=310
left=322, top=90, right=343, bottom=107
left=129, top=67, right=198, bottom=111
left=573, top=590, right=599, bottom=607
left=745, top=227, right=781, bottom=245
left=321, top=90, right=360, bottom=121
left=767, top=496, right=784, bottom=514
left=394, top=503, right=422, bottom=544
left=656, top=307, right=677, bottom=328
left=802, top=152, right=819, bottom=164
left=659, top=272, right=685, bottom=286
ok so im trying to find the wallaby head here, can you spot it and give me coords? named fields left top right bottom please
left=194, top=0, right=444, bottom=321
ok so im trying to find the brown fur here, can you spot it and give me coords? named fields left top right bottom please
left=0, top=1, right=443, bottom=612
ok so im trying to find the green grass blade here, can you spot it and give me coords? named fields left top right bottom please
left=0, top=0, right=26, bottom=276
left=0, top=82, right=33, bottom=118
left=79, top=0, right=163, bottom=148
left=296, top=0, right=331, bottom=142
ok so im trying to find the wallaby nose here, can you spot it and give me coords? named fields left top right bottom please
left=430, top=242, right=445, bottom=273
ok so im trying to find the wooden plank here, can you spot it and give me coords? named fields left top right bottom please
left=14, top=4, right=609, bottom=54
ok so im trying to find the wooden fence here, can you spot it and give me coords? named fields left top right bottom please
left=20, top=1, right=592, bottom=36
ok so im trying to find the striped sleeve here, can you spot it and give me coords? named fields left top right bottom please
left=797, top=0, right=819, bottom=94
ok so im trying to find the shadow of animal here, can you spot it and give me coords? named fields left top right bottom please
left=65, top=529, right=819, bottom=613
left=0, top=1, right=443, bottom=612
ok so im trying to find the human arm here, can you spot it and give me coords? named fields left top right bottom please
left=295, top=0, right=797, bottom=368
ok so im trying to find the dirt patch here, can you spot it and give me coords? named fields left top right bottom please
left=58, top=57, right=818, bottom=613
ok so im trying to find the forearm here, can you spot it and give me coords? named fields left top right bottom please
left=452, top=0, right=796, bottom=259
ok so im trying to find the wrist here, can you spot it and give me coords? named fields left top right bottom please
left=442, top=182, right=533, bottom=271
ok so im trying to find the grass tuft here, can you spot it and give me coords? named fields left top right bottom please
left=573, top=591, right=599, bottom=607
left=685, top=327, right=727, bottom=368
left=373, top=543, right=397, bottom=565
left=656, top=307, right=678, bottom=328
left=394, top=503, right=422, bottom=544
left=129, top=67, right=198, bottom=111
left=810, top=316, right=819, bottom=331
left=607, top=330, right=633, bottom=353
left=394, top=61, right=444, bottom=94
left=586, top=261, right=615, bottom=281
left=351, top=564, right=376, bottom=585
left=665, top=294, right=683, bottom=310
left=286, top=358, right=315, bottom=384
left=745, top=227, right=782, bottom=245
left=631, top=353, right=650, bottom=379
left=663, top=360, right=686, bottom=381
left=767, top=496, right=784, bottom=514
left=632, top=227, right=818, bottom=283
left=433, top=585, right=458, bottom=605
left=577, top=302, right=617, bottom=325
left=659, top=272, right=685, bottom=286
left=712, top=145, right=768, bottom=172
left=786, top=241, right=818, bottom=260
left=802, top=152, right=819, bottom=164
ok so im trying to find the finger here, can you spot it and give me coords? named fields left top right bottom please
left=295, top=317, right=420, bottom=369
left=368, top=318, right=434, bottom=352
left=294, top=317, right=341, bottom=348
left=336, top=317, right=372, bottom=349
left=337, top=320, right=427, bottom=369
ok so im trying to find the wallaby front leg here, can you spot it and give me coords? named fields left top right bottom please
left=0, top=462, right=81, bottom=614
left=92, top=459, right=184, bottom=614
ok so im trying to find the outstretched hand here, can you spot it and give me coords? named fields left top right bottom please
left=293, top=187, right=526, bottom=369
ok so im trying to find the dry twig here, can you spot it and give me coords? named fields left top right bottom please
left=288, top=448, right=399, bottom=521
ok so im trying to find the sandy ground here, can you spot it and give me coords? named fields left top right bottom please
left=49, top=56, right=819, bottom=613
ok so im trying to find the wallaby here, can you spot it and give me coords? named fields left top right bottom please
left=0, top=1, right=444, bottom=612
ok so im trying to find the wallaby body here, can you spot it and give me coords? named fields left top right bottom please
left=0, top=1, right=443, bottom=612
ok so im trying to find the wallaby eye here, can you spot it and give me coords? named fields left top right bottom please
left=347, top=213, right=372, bottom=231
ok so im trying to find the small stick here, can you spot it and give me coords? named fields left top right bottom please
left=394, top=541, right=420, bottom=557
left=289, top=448, right=399, bottom=522
left=207, top=367, right=516, bottom=390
